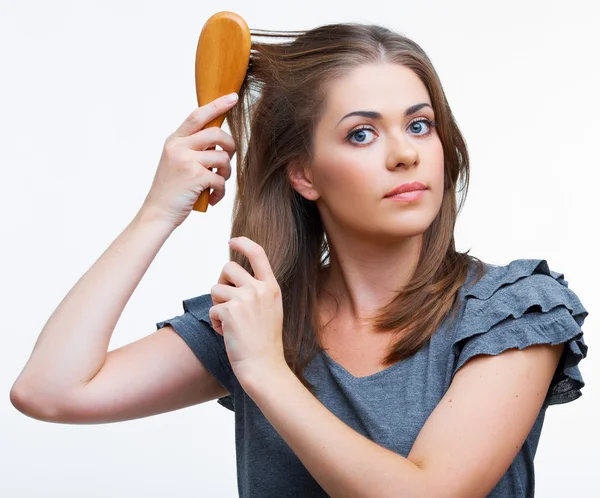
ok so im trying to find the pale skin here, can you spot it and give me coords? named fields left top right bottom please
left=209, top=62, right=564, bottom=497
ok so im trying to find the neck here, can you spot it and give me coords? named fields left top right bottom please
left=319, top=232, right=423, bottom=325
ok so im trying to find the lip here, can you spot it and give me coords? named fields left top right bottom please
left=384, top=181, right=428, bottom=198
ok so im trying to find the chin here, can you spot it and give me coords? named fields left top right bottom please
left=388, top=212, right=437, bottom=237
left=393, top=226, right=430, bottom=238
left=369, top=223, right=430, bottom=242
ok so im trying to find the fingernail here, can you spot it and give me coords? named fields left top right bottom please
left=224, top=92, right=238, bottom=104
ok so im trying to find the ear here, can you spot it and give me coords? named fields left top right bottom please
left=287, top=160, right=320, bottom=201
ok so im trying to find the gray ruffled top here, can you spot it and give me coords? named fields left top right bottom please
left=157, top=258, right=589, bottom=497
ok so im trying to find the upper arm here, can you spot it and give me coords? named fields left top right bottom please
left=17, top=325, right=229, bottom=424
left=406, top=343, right=564, bottom=498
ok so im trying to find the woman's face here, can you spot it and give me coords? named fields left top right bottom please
left=296, top=62, right=445, bottom=242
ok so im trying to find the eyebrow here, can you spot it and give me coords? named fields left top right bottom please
left=335, top=103, right=433, bottom=127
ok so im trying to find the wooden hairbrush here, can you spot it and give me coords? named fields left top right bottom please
left=192, top=11, right=251, bottom=212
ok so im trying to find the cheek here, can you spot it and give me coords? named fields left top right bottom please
left=432, top=150, right=445, bottom=210
left=435, top=160, right=445, bottom=188
left=428, top=141, right=445, bottom=187
left=315, top=153, right=369, bottom=197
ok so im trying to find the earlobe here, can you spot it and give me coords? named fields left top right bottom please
left=287, top=162, right=320, bottom=201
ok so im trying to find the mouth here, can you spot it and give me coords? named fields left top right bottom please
left=384, top=181, right=428, bottom=199
left=385, top=189, right=427, bottom=202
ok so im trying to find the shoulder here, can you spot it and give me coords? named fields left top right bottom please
left=156, top=293, right=234, bottom=411
left=459, top=258, right=587, bottom=332
left=452, top=258, right=589, bottom=405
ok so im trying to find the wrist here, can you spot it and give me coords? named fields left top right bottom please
left=134, top=205, right=177, bottom=232
left=237, top=358, right=292, bottom=398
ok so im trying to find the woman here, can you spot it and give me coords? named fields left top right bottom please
left=11, top=23, right=588, bottom=497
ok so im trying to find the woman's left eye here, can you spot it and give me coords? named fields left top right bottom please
left=408, top=118, right=436, bottom=136
left=345, top=118, right=437, bottom=145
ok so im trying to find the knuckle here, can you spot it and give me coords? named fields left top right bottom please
left=214, top=173, right=226, bottom=187
left=214, top=127, right=229, bottom=144
left=250, top=245, right=264, bottom=258
left=207, top=127, right=232, bottom=147
left=163, top=137, right=177, bottom=153
left=187, top=110, right=202, bottom=126
left=205, top=124, right=218, bottom=134
left=225, top=139, right=236, bottom=155
left=180, top=156, right=197, bottom=171
left=165, top=141, right=187, bottom=163
left=197, top=127, right=220, bottom=148
left=224, top=261, right=237, bottom=273
left=201, top=126, right=218, bottom=140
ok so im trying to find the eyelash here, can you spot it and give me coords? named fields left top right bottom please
left=344, top=118, right=437, bottom=144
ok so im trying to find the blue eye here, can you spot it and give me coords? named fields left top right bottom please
left=409, top=118, right=436, bottom=136
left=344, top=126, right=377, bottom=145
left=344, top=118, right=437, bottom=145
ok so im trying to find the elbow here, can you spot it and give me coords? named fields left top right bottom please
left=379, top=465, right=475, bottom=498
left=400, top=474, right=487, bottom=498
left=10, top=382, right=65, bottom=422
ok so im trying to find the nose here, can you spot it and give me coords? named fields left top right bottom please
left=385, top=132, right=419, bottom=170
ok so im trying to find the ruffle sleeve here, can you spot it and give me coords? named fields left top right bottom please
left=453, top=259, right=589, bottom=406
left=156, top=293, right=234, bottom=411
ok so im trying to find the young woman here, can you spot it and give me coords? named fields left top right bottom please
left=11, top=23, right=588, bottom=497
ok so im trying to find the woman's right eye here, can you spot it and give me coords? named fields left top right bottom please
left=344, top=125, right=377, bottom=145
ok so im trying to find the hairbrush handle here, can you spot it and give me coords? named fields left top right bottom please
left=193, top=11, right=251, bottom=213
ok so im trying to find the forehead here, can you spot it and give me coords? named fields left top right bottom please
left=322, top=63, right=431, bottom=118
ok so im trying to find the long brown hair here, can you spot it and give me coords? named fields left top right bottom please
left=225, top=23, right=485, bottom=391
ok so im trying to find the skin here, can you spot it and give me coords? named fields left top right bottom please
left=289, top=62, right=444, bottom=327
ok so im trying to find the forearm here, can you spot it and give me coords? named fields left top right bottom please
left=243, top=368, right=429, bottom=498
left=13, top=208, right=175, bottom=396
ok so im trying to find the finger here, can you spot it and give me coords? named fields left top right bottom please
left=201, top=169, right=226, bottom=203
left=184, top=127, right=236, bottom=159
left=209, top=184, right=226, bottom=206
left=208, top=304, right=225, bottom=335
left=172, top=93, right=239, bottom=138
left=192, top=150, right=232, bottom=180
left=228, top=237, right=276, bottom=284
left=218, top=260, right=256, bottom=288
left=211, top=283, right=238, bottom=304
left=209, top=189, right=223, bottom=206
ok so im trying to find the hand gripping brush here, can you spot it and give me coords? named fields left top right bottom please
left=192, top=11, right=251, bottom=212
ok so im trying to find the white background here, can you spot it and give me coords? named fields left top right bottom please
left=1, top=0, right=598, bottom=496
